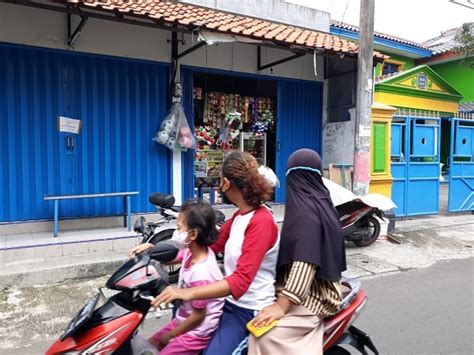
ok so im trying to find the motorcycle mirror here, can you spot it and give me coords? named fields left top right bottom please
left=149, top=240, right=179, bottom=263
left=134, top=216, right=146, bottom=234
left=213, top=209, right=226, bottom=225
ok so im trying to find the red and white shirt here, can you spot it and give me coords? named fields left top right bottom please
left=211, top=206, right=279, bottom=311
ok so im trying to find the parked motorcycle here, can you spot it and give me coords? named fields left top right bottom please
left=46, top=240, right=378, bottom=355
left=323, top=177, right=396, bottom=247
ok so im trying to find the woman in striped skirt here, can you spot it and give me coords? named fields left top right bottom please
left=249, top=149, right=347, bottom=355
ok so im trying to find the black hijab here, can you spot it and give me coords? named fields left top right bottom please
left=278, top=149, right=346, bottom=281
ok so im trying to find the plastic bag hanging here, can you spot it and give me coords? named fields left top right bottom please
left=153, top=103, right=195, bottom=152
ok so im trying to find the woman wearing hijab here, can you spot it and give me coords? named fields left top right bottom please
left=248, top=148, right=346, bottom=355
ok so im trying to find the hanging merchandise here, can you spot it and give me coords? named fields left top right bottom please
left=221, top=111, right=242, bottom=144
left=154, top=103, right=196, bottom=151
left=195, top=125, right=218, bottom=148
left=250, top=109, right=275, bottom=137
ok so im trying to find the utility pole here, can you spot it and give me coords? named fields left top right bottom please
left=353, top=0, right=375, bottom=196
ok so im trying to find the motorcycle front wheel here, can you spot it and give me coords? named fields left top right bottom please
left=354, top=216, right=381, bottom=247
left=149, top=229, right=180, bottom=284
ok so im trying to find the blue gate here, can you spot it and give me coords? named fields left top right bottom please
left=448, top=117, right=474, bottom=212
left=391, top=115, right=441, bottom=217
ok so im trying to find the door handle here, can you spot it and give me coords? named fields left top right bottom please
left=65, top=136, right=75, bottom=151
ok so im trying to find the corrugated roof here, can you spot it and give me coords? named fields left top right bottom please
left=331, top=20, right=429, bottom=50
left=459, top=101, right=474, bottom=113
left=66, top=1, right=386, bottom=60
left=423, top=28, right=459, bottom=55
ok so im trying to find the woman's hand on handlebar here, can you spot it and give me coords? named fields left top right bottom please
left=128, top=243, right=154, bottom=258
left=151, top=286, right=191, bottom=308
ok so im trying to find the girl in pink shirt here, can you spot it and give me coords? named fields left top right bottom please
left=148, top=199, right=224, bottom=354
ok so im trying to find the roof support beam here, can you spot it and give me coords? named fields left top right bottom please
left=67, top=13, right=89, bottom=48
left=257, top=46, right=305, bottom=71
left=177, top=41, right=207, bottom=60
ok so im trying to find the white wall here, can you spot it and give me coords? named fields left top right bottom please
left=181, top=0, right=330, bottom=32
left=0, top=2, right=324, bottom=81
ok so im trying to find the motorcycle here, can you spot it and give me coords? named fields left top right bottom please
left=46, top=240, right=378, bottom=355
left=323, top=177, right=397, bottom=247
left=136, top=183, right=396, bottom=282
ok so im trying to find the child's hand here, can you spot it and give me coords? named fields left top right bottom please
left=158, top=331, right=173, bottom=350
left=151, top=286, right=190, bottom=308
left=128, top=243, right=153, bottom=258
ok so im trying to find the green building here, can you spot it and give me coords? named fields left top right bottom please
left=420, top=27, right=474, bottom=111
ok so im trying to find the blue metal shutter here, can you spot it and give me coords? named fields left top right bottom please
left=0, top=43, right=170, bottom=222
left=0, top=44, right=66, bottom=221
left=275, top=79, right=323, bottom=202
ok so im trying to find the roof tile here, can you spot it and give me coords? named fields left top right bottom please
left=71, top=0, right=385, bottom=59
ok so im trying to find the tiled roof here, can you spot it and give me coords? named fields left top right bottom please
left=331, top=20, right=429, bottom=50
left=423, top=28, right=459, bottom=55
left=66, top=1, right=386, bottom=60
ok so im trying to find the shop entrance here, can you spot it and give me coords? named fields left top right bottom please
left=191, top=72, right=277, bottom=203
left=180, top=67, right=323, bottom=204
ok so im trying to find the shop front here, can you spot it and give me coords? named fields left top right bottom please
left=180, top=67, right=323, bottom=203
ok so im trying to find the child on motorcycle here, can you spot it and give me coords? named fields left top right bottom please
left=145, top=199, right=224, bottom=354
left=152, top=151, right=279, bottom=355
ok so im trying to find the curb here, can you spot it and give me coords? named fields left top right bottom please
left=0, top=258, right=125, bottom=290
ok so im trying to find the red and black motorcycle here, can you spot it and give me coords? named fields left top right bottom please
left=46, top=240, right=378, bottom=354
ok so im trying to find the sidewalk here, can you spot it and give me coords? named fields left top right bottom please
left=1, top=208, right=472, bottom=289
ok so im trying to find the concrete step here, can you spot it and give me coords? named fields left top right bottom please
left=0, top=250, right=129, bottom=290
left=0, top=228, right=138, bottom=265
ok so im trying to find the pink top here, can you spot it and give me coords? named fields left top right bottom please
left=174, top=248, right=224, bottom=338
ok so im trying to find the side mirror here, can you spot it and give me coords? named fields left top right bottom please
left=149, top=240, right=179, bottom=263
left=214, top=209, right=226, bottom=225
left=134, top=216, right=146, bottom=234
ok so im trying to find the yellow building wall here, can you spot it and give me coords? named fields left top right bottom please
left=374, top=92, right=458, bottom=113
left=369, top=102, right=396, bottom=197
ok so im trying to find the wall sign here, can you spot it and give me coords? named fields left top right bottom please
left=58, top=116, right=82, bottom=134
left=417, top=73, right=427, bottom=89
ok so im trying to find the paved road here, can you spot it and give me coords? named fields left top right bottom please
left=1, top=258, right=472, bottom=355
left=353, top=257, right=474, bottom=355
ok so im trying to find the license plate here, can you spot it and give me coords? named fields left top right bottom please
left=60, top=293, right=101, bottom=340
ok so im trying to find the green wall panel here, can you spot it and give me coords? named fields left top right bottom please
left=431, top=60, right=474, bottom=102
left=373, top=122, right=387, bottom=173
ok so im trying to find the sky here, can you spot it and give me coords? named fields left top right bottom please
left=286, top=0, right=474, bottom=43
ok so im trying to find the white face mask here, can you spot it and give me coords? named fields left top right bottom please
left=171, top=229, right=190, bottom=249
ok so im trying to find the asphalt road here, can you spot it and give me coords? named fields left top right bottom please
left=1, top=258, right=472, bottom=355
left=352, top=257, right=474, bottom=355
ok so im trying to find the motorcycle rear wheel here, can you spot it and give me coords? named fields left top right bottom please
left=149, top=230, right=180, bottom=284
left=354, top=216, right=381, bottom=247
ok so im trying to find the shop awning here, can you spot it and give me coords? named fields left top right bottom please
left=57, top=0, right=386, bottom=62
